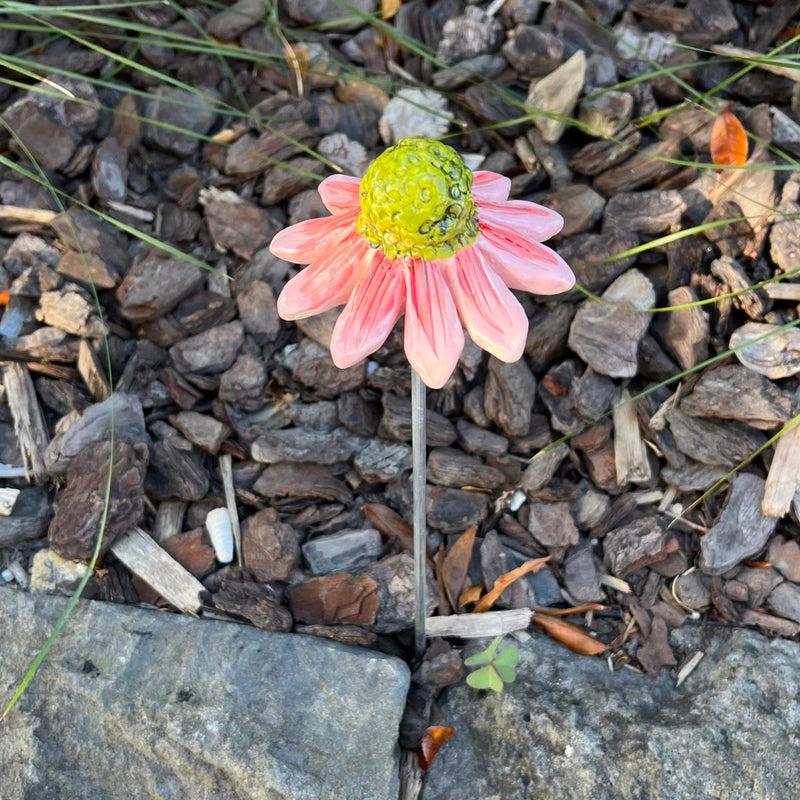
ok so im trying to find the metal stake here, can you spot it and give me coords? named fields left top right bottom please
left=411, top=368, right=427, bottom=661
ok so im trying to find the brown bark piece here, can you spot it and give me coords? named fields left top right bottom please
left=767, top=537, right=800, bottom=583
left=146, top=436, right=209, bottom=501
left=57, top=251, right=118, bottom=289
left=48, top=439, right=149, bottom=560
left=681, top=365, right=792, bottom=430
left=162, top=528, right=216, bottom=577
left=169, top=410, right=231, bottom=454
left=241, top=507, right=300, bottom=582
left=570, top=126, right=642, bottom=176
left=700, top=474, right=778, bottom=575
left=426, top=447, right=507, bottom=491
left=524, top=303, right=575, bottom=370
left=527, top=501, right=579, bottom=549
left=364, top=552, right=437, bottom=632
left=169, top=321, right=245, bottom=374
left=484, top=357, right=536, bottom=438
left=603, top=517, right=679, bottom=578
left=602, top=190, right=686, bottom=235
left=288, top=573, right=379, bottom=625
left=213, top=579, right=293, bottom=631
left=636, top=617, right=677, bottom=677
left=593, top=139, right=682, bottom=194
left=426, top=486, right=489, bottom=534
left=572, top=420, right=626, bottom=494
left=378, top=391, right=456, bottom=446
left=667, top=407, right=767, bottom=467
left=661, top=287, right=709, bottom=371
left=116, top=251, right=204, bottom=323
left=253, top=462, right=352, bottom=506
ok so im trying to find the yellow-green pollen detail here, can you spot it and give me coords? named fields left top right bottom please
left=357, top=137, right=479, bottom=260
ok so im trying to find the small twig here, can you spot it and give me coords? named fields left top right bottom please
left=219, top=453, right=243, bottom=569
left=425, top=608, right=534, bottom=639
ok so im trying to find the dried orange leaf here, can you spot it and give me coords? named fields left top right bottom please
left=532, top=613, right=609, bottom=656
left=0, top=289, right=9, bottom=307
left=534, top=603, right=610, bottom=616
left=381, top=0, right=402, bottom=19
left=418, top=725, right=455, bottom=771
left=743, top=561, right=771, bottom=568
left=710, top=108, right=748, bottom=168
left=459, top=584, right=483, bottom=607
left=440, top=525, right=477, bottom=611
left=472, top=556, right=551, bottom=614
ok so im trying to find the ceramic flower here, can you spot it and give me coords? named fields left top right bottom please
left=270, top=137, right=574, bottom=388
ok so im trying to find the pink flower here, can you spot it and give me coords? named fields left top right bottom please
left=270, top=138, right=574, bottom=389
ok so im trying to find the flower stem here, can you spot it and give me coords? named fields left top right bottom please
left=411, top=368, right=427, bottom=661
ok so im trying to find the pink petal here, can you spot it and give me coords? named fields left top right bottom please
left=404, top=261, right=464, bottom=389
left=277, top=231, right=373, bottom=320
left=475, top=236, right=575, bottom=295
left=442, top=247, right=528, bottom=362
left=478, top=199, right=564, bottom=243
left=472, top=171, right=511, bottom=202
left=330, top=253, right=405, bottom=368
left=269, top=210, right=358, bottom=264
left=318, top=174, right=362, bottom=215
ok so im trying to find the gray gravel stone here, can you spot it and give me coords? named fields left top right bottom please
left=0, top=587, right=409, bottom=800
left=424, top=627, right=800, bottom=799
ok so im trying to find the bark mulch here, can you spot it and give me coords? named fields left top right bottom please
left=2, top=0, right=800, bottom=769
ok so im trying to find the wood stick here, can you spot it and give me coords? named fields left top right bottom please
left=424, top=608, right=533, bottom=638
left=77, top=339, right=110, bottom=402
left=2, top=361, right=49, bottom=481
left=613, top=389, right=652, bottom=484
left=110, top=527, right=205, bottom=614
left=218, top=453, right=243, bottom=568
left=0, top=205, right=58, bottom=224
left=152, top=500, right=187, bottom=545
left=762, top=422, right=800, bottom=517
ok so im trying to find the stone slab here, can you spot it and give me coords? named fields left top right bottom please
left=423, top=627, right=800, bottom=799
left=0, top=587, right=409, bottom=800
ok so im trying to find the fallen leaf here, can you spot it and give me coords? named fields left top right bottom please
left=534, top=603, right=610, bottom=616
left=472, top=556, right=551, bottom=613
left=459, top=585, right=483, bottom=607
left=0, top=290, right=8, bottom=306
left=532, top=613, right=609, bottom=655
left=636, top=617, right=676, bottom=677
left=440, top=525, right=477, bottom=612
left=362, top=503, right=413, bottom=552
left=381, top=0, right=402, bottom=19
left=711, top=108, right=748, bottom=168
left=418, top=725, right=455, bottom=770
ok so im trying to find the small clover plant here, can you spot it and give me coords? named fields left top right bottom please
left=464, top=635, right=519, bottom=692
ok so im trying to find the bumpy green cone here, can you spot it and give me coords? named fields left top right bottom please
left=357, top=137, right=479, bottom=261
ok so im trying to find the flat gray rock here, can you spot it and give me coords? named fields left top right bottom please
left=424, top=628, right=800, bottom=799
left=0, top=588, right=409, bottom=800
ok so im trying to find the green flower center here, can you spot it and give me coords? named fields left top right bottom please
left=357, top=137, right=479, bottom=261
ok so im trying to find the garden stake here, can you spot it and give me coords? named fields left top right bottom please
left=411, top=368, right=427, bottom=659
